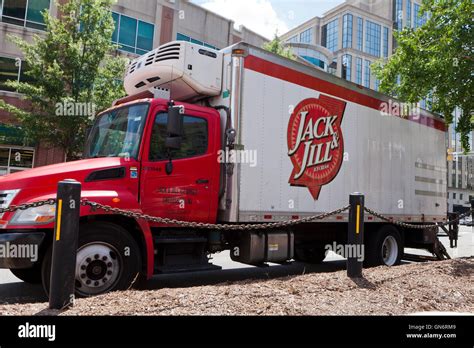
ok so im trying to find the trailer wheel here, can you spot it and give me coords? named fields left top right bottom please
left=41, top=222, right=141, bottom=297
left=294, top=244, right=327, bottom=264
left=10, top=263, right=42, bottom=284
left=365, top=226, right=403, bottom=267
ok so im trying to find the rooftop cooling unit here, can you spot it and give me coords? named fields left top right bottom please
left=124, top=41, right=223, bottom=101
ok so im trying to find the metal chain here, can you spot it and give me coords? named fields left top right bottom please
left=80, top=200, right=350, bottom=230
left=364, top=206, right=474, bottom=230
left=0, top=198, right=57, bottom=214
left=2, top=198, right=472, bottom=232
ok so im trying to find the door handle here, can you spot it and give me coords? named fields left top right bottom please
left=196, top=179, right=209, bottom=184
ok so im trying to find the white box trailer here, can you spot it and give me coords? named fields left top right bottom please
left=123, top=41, right=448, bottom=267
left=207, top=43, right=447, bottom=225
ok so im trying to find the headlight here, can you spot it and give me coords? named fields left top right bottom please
left=10, top=205, right=56, bottom=225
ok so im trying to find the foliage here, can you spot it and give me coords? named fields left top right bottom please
left=373, top=0, right=473, bottom=151
left=0, top=0, right=127, bottom=159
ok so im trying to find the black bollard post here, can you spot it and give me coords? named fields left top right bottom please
left=347, top=193, right=364, bottom=278
left=49, top=179, right=81, bottom=310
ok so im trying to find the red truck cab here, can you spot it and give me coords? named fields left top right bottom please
left=0, top=98, right=221, bottom=296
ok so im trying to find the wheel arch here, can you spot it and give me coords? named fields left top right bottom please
left=80, top=215, right=154, bottom=278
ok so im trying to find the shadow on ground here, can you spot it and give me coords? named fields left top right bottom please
left=0, top=260, right=348, bottom=304
left=0, top=281, right=47, bottom=305
left=142, top=259, right=347, bottom=290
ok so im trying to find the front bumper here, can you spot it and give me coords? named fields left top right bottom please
left=0, top=232, right=46, bottom=269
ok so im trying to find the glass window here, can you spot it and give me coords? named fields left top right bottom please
left=177, top=33, right=190, bottom=41
left=383, top=27, right=389, bottom=58
left=0, top=148, right=9, bottom=166
left=406, top=0, right=412, bottom=28
left=355, top=57, right=362, bottom=85
left=9, top=148, right=34, bottom=168
left=2, top=0, right=50, bottom=30
left=137, top=21, right=154, bottom=54
left=287, top=35, right=298, bottom=43
left=84, top=103, right=149, bottom=159
left=176, top=33, right=218, bottom=50
left=342, top=14, right=353, bottom=48
left=111, top=12, right=119, bottom=43
left=364, top=59, right=371, bottom=88
left=341, top=54, right=352, bottom=81
left=150, top=114, right=208, bottom=161
left=374, top=78, right=380, bottom=91
left=365, top=20, right=381, bottom=57
left=414, top=3, right=427, bottom=28
left=325, top=18, right=339, bottom=52
left=118, top=15, right=137, bottom=52
left=191, top=38, right=204, bottom=46
left=394, top=0, right=403, bottom=30
left=0, top=146, right=35, bottom=175
left=112, top=12, right=155, bottom=55
left=2, top=0, right=27, bottom=26
left=0, top=57, right=19, bottom=92
left=299, top=28, right=313, bottom=44
left=356, top=17, right=363, bottom=51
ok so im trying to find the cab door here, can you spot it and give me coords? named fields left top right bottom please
left=140, top=104, right=220, bottom=224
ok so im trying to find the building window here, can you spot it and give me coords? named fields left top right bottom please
left=406, top=0, right=412, bottom=28
left=287, top=35, right=298, bottom=43
left=364, top=59, right=371, bottom=88
left=394, top=0, right=403, bottom=30
left=299, top=28, right=313, bottom=44
left=356, top=17, right=363, bottom=51
left=322, top=18, right=338, bottom=52
left=342, top=14, right=353, bottom=48
left=0, top=145, right=35, bottom=176
left=355, top=57, right=362, bottom=85
left=341, top=54, right=352, bottom=81
left=1, top=0, right=50, bottom=31
left=414, top=3, right=427, bottom=28
left=375, top=78, right=380, bottom=91
left=383, top=27, right=389, bottom=57
left=176, top=33, right=219, bottom=50
left=0, top=56, right=32, bottom=92
left=112, top=12, right=155, bottom=55
left=365, top=20, right=381, bottom=57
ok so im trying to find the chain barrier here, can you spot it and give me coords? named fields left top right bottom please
left=81, top=200, right=350, bottom=230
left=0, top=199, right=57, bottom=214
left=1, top=198, right=472, bottom=232
left=363, top=207, right=474, bottom=230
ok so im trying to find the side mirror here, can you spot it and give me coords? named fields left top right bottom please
left=167, top=105, right=184, bottom=138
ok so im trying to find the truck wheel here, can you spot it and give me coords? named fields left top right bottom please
left=365, top=226, right=403, bottom=267
left=41, top=222, right=141, bottom=297
left=10, top=263, right=42, bottom=284
left=294, top=244, right=327, bottom=264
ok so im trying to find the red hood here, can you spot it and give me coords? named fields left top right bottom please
left=0, top=157, right=131, bottom=190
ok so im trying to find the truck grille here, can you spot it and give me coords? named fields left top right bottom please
left=0, top=189, right=20, bottom=218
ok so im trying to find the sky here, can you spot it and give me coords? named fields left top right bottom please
left=191, top=0, right=346, bottom=39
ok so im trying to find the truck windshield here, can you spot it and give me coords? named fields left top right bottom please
left=84, top=103, right=149, bottom=159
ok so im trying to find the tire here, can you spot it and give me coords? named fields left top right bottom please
left=10, top=263, right=42, bottom=284
left=294, top=244, right=327, bottom=264
left=41, top=222, right=141, bottom=297
left=364, top=225, right=403, bottom=267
